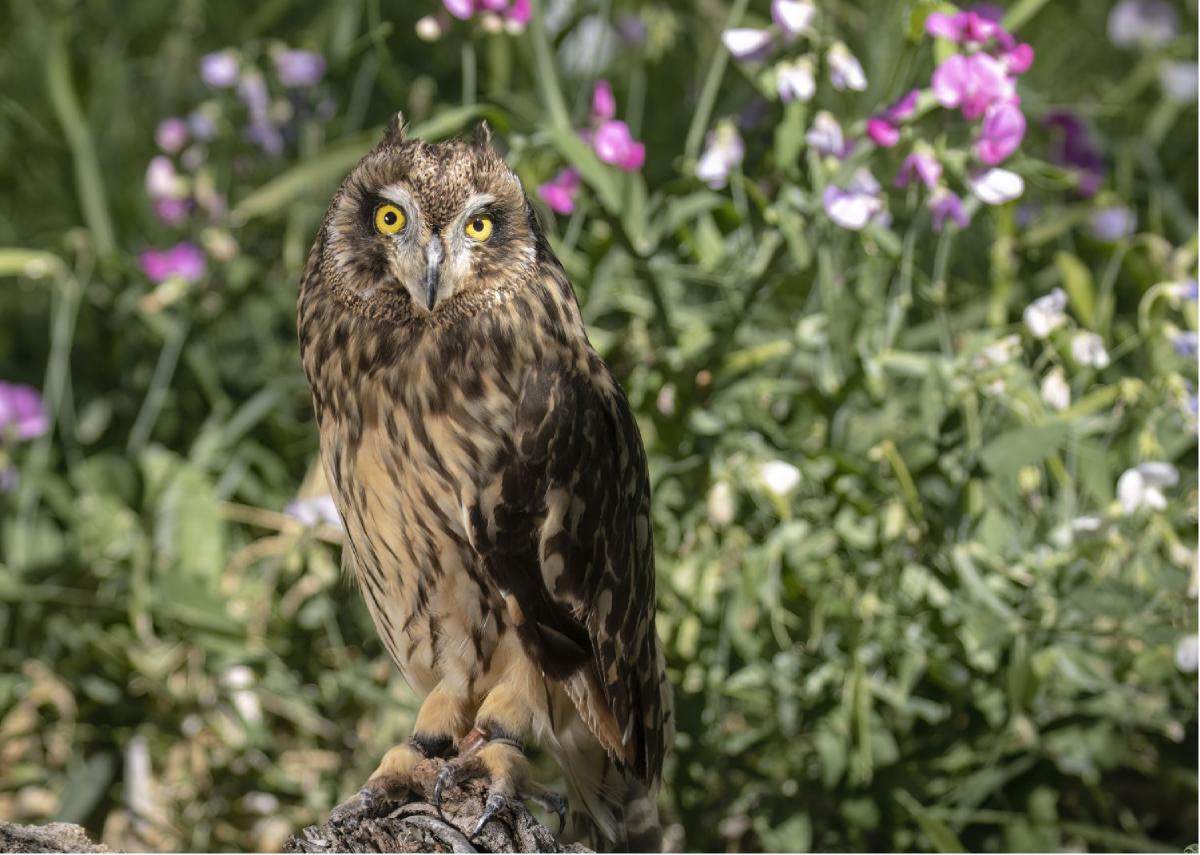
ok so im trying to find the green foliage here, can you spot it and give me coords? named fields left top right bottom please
left=0, top=0, right=1196, bottom=852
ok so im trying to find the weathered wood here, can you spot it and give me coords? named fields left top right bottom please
left=0, top=822, right=109, bottom=853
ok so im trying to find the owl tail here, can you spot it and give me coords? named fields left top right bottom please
left=564, top=765, right=661, bottom=852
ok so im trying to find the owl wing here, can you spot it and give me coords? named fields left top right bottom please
left=468, top=355, right=666, bottom=784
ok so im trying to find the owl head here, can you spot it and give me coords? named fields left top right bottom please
left=317, top=113, right=540, bottom=317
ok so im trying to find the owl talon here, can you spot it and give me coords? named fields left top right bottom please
left=328, top=774, right=410, bottom=825
left=471, top=792, right=509, bottom=838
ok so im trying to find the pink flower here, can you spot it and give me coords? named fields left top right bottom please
left=866, top=117, right=900, bottom=147
left=896, top=149, right=942, bottom=188
left=153, top=197, right=192, bottom=225
left=929, top=189, right=970, bottom=232
left=884, top=89, right=920, bottom=122
left=140, top=242, right=207, bottom=284
left=444, top=0, right=474, bottom=19
left=925, top=10, right=1001, bottom=44
left=505, top=0, right=531, bottom=25
left=0, top=382, right=49, bottom=442
left=592, top=120, right=644, bottom=171
left=976, top=101, right=1026, bottom=165
left=155, top=118, right=189, bottom=153
left=592, top=80, right=616, bottom=122
left=931, top=52, right=1013, bottom=119
left=537, top=168, right=581, bottom=215
left=1002, top=43, right=1035, bottom=74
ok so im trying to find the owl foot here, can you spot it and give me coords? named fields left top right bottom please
left=432, top=729, right=567, bottom=839
left=328, top=772, right=415, bottom=826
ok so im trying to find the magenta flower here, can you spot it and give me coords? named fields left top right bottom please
left=1001, top=43, right=1035, bottom=75
left=200, top=50, right=239, bottom=88
left=155, top=118, right=189, bottom=153
left=866, top=117, right=899, bottom=148
left=976, top=101, right=1026, bottom=165
left=444, top=0, right=474, bottom=18
left=896, top=149, right=942, bottom=188
left=505, top=0, right=531, bottom=26
left=0, top=382, right=49, bottom=442
left=592, top=80, right=616, bottom=122
left=931, top=52, right=1013, bottom=119
left=929, top=189, right=970, bottom=232
left=925, top=10, right=1001, bottom=44
left=537, top=168, right=581, bottom=215
left=274, top=50, right=326, bottom=87
left=140, top=242, right=207, bottom=284
left=592, top=120, right=644, bottom=171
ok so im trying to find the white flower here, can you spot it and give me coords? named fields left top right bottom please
left=1107, top=0, right=1179, bottom=49
left=722, top=28, right=774, bottom=61
left=772, top=0, right=817, bottom=39
left=1088, top=206, right=1137, bottom=241
left=1071, top=515, right=1105, bottom=532
left=1040, top=367, right=1071, bottom=411
left=707, top=481, right=735, bottom=526
left=1175, top=635, right=1198, bottom=673
left=415, top=15, right=445, bottom=41
left=145, top=156, right=186, bottom=199
left=826, top=42, right=867, bottom=91
left=822, top=168, right=884, bottom=231
left=980, top=334, right=1022, bottom=366
left=285, top=494, right=344, bottom=530
left=656, top=384, right=676, bottom=416
left=776, top=57, right=816, bottom=102
left=969, top=168, right=1025, bottom=205
left=805, top=110, right=844, bottom=157
left=222, top=665, right=263, bottom=726
left=1070, top=331, right=1110, bottom=368
left=1159, top=61, right=1198, bottom=103
left=1023, top=288, right=1068, bottom=339
left=760, top=460, right=801, bottom=496
left=696, top=121, right=745, bottom=189
left=1117, top=462, right=1178, bottom=514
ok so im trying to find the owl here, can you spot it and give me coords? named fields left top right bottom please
left=297, top=115, right=671, bottom=851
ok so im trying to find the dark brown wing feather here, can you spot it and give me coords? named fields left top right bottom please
left=468, top=357, right=664, bottom=784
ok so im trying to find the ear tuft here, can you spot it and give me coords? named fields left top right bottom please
left=383, top=112, right=407, bottom=146
left=473, top=120, right=493, bottom=148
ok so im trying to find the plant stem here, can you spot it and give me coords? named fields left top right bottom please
left=684, top=0, right=749, bottom=161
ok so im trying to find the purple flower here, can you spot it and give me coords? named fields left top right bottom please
left=592, top=79, right=616, bottom=122
left=616, top=14, right=647, bottom=44
left=188, top=109, right=218, bottom=142
left=925, top=10, right=1005, bottom=44
left=1088, top=206, right=1137, bottom=241
left=444, top=0, right=474, bottom=18
left=1043, top=111, right=1105, bottom=197
left=866, top=117, right=900, bottom=147
left=200, top=50, right=239, bottom=88
left=237, top=70, right=270, bottom=116
left=806, top=111, right=845, bottom=157
left=772, top=0, right=816, bottom=39
left=823, top=169, right=884, bottom=231
left=592, top=120, right=645, bottom=171
left=884, top=89, right=920, bottom=122
left=140, top=242, right=207, bottom=284
left=776, top=58, right=815, bottom=103
left=1170, top=329, right=1198, bottom=357
left=827, top=42, right=867, bottom=91
left=155, top=118, right=189, bottom=153
left=274, top=49, right=326, bottom=88
left=976, top=101, right=1026, bottom=165
left=932, top=53, right=1014, bottom=119
left=153, top=197, right=192, bottom=225
left=537, top=168, right=581, bottom=215
left=1108, top=0, right=1179, bottom=49
left=929, top=189, right=970, bottom=232
left=723, top=28, right=775, bottom=62
left=0, top=382, right=49, bottom=442
left=696, top=123, right=745, bottom=189
left=895, top=148, right=942, bottom=188
left=1160, top=61, right=1199, bottom=103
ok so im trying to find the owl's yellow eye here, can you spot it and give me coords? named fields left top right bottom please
left=464, top=215, right=494, bottom=242
left=374, top=204, right=406, bottom=235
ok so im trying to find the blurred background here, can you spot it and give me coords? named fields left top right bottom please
left=0, top=0, right=1197, bottom=851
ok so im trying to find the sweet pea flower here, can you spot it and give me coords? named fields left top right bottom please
left=976, top=101, right=1025, bottom=165
left=925, top=10, right=1002, bottom=44
left=153, top=197, right=192, bottom=225
left=822, top=169, right=884, bottom=231
left=592, top=79, right=616, bottom=121
left=697, top=122, right=745, bottom=189
left=1108, top=0, right=1179, bottom=49
left=1040, top=367, right=1071, bottom=411
left=1117, top=462, right=1178, bottom=514
left=1160, top=62, right=1199, bottom=103
left=980, top=334, right=1022, bottom=367
left=155, top=118, right=189, bottom=153
left=273, top=49, right=326, bottom=87
left=760, top=460, right=801, bottom=496
left=0, top=382, right=49, bottom=442
left=805, top=111, right=845, bottom=157
left=444, top=0, right=474, bottom=18
left=969, top=167, right=1024, bottom=204
left=1023, top=288, right=1068, bottom=339
left=826, top=42, right=867, bottom=91
left=1070, top=331, right=1111, bottom=368
left=1167, top=279, right=1199, bottom=304
left=772, top=0, right=816, bottom=39
left=140, top=242, right=207, bottom=284
left=592, top=120, right=644, bottom=171
left=895, top=148, right=942, bottom=188
left=145, top=156, right=185, bottom=199
left=537, top=168, right=581, bottom=215
left=1088, top=206, right=1137, bottom=241
left=1169, top=328, right=1198, bottom=357
left=929, top=189, right=970, bottom=232
left=285, top=494, right=344, bottom=530
left=1043, top=111, right=1105, bottom=196
left=723, top=28, right=775, bottom=62
left=415, top=15, right=446, bottom=41
left=776, top=58, right=816, bottom=102
left=866, top=118, right=899, bottom=148
left=931, top=52, right=1013, bottom=119
left=1001, top=42, right=1035, bottom=75
left=200, top=50, right=239, bottom=88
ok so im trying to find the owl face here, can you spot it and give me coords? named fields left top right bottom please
left=320, top=121, right=538, bottom=317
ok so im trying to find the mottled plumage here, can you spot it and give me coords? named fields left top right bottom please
left=297, top=116, right=670, bottom=849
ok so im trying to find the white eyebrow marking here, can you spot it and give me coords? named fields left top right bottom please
left=460, top=193, right=496, bottom=220
left=378, top=184, right=417, bottom=210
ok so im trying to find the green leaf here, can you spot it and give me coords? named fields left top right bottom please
left=894, top=790, right=967, bottom=853
left=980, top=420, right=1071, bottom=476
left=1055, top=251, right=1096, bottom=328
left=55, top=752, right=115, bottom=825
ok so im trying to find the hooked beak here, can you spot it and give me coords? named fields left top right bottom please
left=424, top=236, right=443, bottom=311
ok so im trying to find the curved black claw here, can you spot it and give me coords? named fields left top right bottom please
left=432, top=766, right=455, bottom=823
left=543, top=790, right=567, bottom=837
left=328, top=785, right=383, bottom=826
left=471, top=792, right=509, bottom=838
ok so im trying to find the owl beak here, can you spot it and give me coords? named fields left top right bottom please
left=424, top=237, right=443, bottom=311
